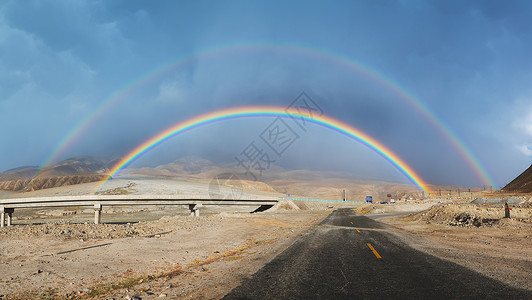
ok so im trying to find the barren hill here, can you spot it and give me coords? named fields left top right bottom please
left=0, top=166, right=40, bottom=181
left=503, top=164, right=532, bottom=193
left=0, top=156, right=113, bottom=192
left=0, top=174, right=107, bottom=192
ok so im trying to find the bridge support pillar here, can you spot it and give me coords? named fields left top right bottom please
left=1, top=207, right=14, bottom=227
left=189, top=204, right=202, bottom=217
left=6, top=211, right=12, bottom=226
left=94, top=204, right=102, bottom=224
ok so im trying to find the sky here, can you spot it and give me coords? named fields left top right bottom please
left=1, top=0, right=531, bottom=188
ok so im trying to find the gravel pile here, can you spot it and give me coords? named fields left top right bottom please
left=471, top=197, right=524, bottom=204
left=413, top=203, right=532, bottom=227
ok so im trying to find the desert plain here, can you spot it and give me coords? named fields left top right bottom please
left=0, top=172, right=530, bottom=299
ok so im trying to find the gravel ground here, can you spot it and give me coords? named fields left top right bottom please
left=413, top=202, right=532, bottom=226
left=2, top=179, right=530, bottom=298
left=0, top=215, right=218, bottom=241
left=0, top=210, right=329, bottom=299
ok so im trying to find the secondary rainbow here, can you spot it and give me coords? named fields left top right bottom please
left=39, top=42, right=496, bottom=188
left=96, top=106, right=431, bottom=194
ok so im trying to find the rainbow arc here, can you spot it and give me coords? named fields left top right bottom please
left=96, top=106, right=432, bottom=194
left=38, top=43, right=496, bottom=188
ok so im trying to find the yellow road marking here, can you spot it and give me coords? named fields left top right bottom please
left=367, top=243, right=382, bottom=258
left=349, top=221, right=361, bottom=232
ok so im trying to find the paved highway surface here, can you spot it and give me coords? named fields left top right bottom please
left=224, top=208, right=531, bottom=299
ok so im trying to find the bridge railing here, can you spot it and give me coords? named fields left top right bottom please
left=0, top=195, right=278, bottom=226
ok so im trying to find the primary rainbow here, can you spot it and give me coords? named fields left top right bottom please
left=96, top=106, right=431, bottom=193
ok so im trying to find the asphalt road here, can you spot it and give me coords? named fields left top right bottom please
left=223, top=208, right=531, bottom=299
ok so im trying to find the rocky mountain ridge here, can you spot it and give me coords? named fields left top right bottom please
left=503, top=164, right=532, bottom=193
left=0, top=156, right=114, bottom=192
left=0, top=174, right=107, bottom=192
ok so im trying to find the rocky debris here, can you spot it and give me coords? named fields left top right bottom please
left=45, top=209, right=78, bottom=217
left=449, top=212, right=483, bottom=227
left=98, top=182, right=138, bottom=195
left=413, top=202, right=532, bottom=227
left=0, top=215, right=223, bottom=241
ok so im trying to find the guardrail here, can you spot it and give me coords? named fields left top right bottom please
left=279, top=197, right=365, bottom=203
left=0, top=195, right=278, bottom=226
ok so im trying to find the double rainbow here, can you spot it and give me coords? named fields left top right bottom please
left=97, top=106, right=431, bottom=193
left=39, top=43, right=496, bottom=188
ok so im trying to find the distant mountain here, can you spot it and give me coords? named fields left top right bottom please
left=0, top=156, right=114, bottom=192
left=503, top=164, right=532, bottom=193
left=38, top=156, right=112, bottom=177
left=156, top=156, right=216, bottom=175
left=0, top=155, right=429, bottom=199
left=0, top=174, right=107, bottom=192
left=3, top=165, right=39, bottom=172
left=0, top=166, right=40, bottom=181
left=129, top=156, right=217, bottom=177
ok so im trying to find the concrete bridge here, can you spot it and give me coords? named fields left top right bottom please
left=0, top=194, right=279, bottom=226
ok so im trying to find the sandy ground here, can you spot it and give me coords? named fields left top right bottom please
left=1, top=178, right=530, bottom=298
left=0, top=177, right=338, bottom=299
left=0, top=210, right=331, bottom=299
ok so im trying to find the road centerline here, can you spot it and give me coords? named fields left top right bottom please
left=350, top=221, right=361, bottom=232
left=367, top=243, right=382, bottom=258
